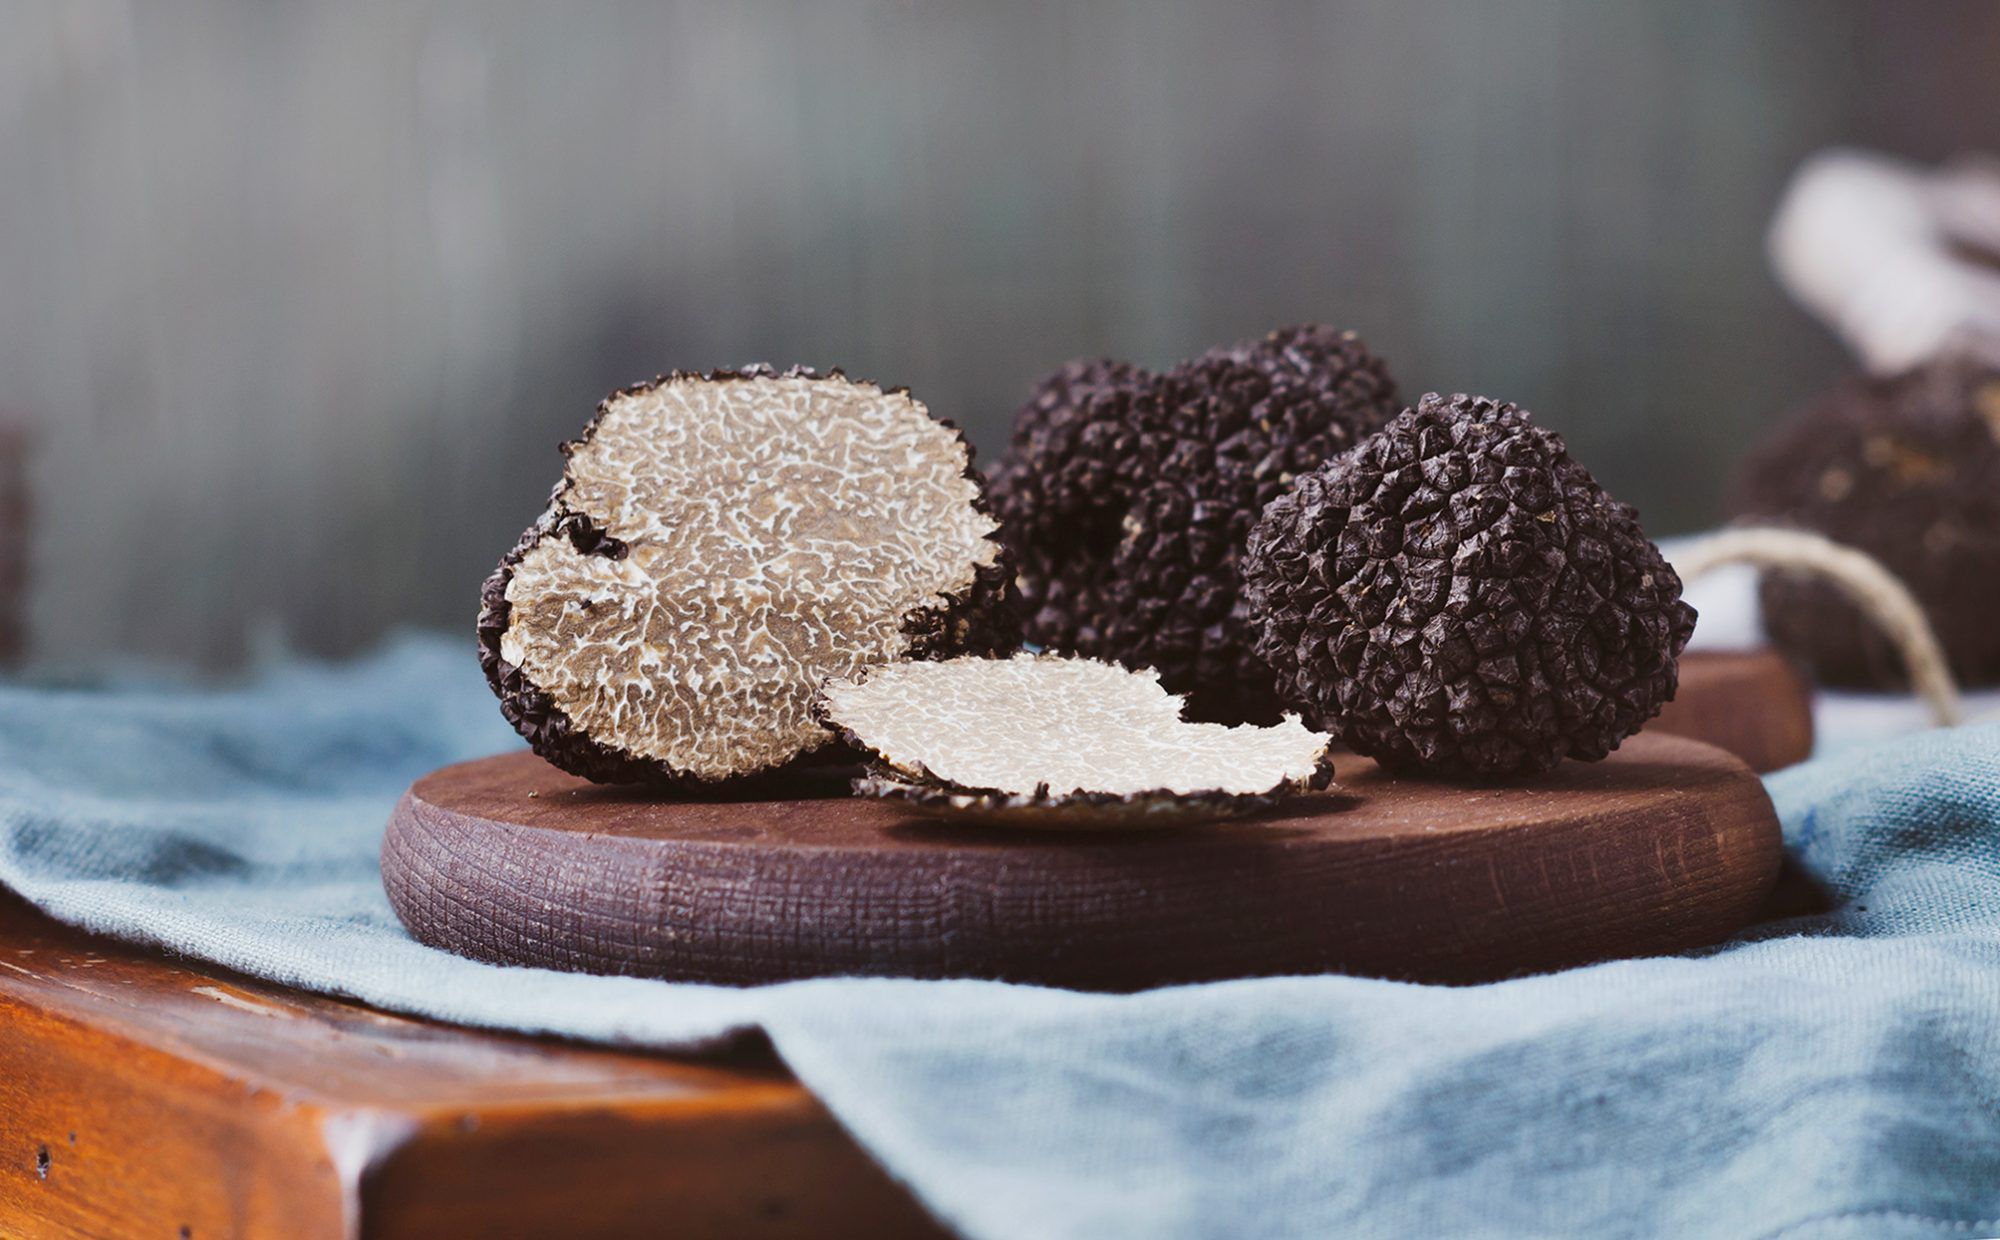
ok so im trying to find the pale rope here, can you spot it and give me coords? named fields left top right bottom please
left=1670, top=526, right=1965, bottom=727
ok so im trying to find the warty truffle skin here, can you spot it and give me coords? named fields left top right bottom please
left=1243, top=392, right=1697, bottom=779
left=987, top=325, right=1400, bottom=724
left=1729, top=360, right=2000, bottom=689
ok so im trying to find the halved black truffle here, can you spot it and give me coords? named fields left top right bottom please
left=477, top=368, right=1015, bottom=785
left=816, top=652, right=1335, bottom=828
left=988, top=325, right=1399, bottom=725
left=1730, top=360, right=2000, bottom=689
left=1243, top=393, right=1697, bottom=779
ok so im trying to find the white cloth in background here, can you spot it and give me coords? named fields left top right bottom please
left=1768, top=149, right=2000, bottom=376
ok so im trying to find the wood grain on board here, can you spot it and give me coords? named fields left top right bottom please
left=0, top=892, right=940, bottom=1240
left=384, top=732, right=1784, bottom=990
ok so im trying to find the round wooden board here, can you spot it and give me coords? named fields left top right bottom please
left=1648, top=649, right=1815, bottom=773
left=383, top=732, right=1783, bottom=990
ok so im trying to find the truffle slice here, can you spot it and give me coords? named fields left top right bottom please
left=988, top=325, right=1399, bottom=725
left=478, top=368, right=1014, bottom=785
left=1243, top=393, right=1697, bottom=779
left=1729, top=359, right=2000, bottom=689
left=817, top=652, right=1335, bottom=828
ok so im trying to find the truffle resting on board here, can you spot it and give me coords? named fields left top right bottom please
left=1244, top=392, right=1696, bottom=778
left=478, top=368, right=1015, bottom=786
left=988, top=324, right=1399, bottom=724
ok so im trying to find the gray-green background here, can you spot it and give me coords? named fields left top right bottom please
left=4, top=1, right=1997, bottom=665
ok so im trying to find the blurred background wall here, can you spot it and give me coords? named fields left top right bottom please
left=3, top=0, right=1998, bottom=667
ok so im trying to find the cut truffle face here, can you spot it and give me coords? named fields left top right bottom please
left=817, top=652, right=1335, bottom=827
left=987, top=325, right=1399, bottom=726
left=1243, top=392, right=1697, bottom=779
left=1730, top=359, right=2000, bottom=689
left=478, top=369, right=1014, bottom=785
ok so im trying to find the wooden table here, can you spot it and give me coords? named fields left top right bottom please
left=0, top=651, right=1810, bottom=1236
left=0, top=893, right=942, bottom=1240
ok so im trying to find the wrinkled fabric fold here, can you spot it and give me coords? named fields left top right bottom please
left=2, top=635, right=1997, bottom=1239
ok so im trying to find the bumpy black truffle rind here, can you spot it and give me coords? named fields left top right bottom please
left=1730, top=360, right=2000, bottom=689
left=476, top=366, right=1017, bottom=786
left=1243, top=392, right=1697, bottom=778
left=988, top=325, right=1399, bottom=724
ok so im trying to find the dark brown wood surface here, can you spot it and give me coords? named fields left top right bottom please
left=1648, top=649, right=1815, bottom=773
left=0, top=892, right=941, bottom=1240
left=384, top=732, right=1784, bottom=989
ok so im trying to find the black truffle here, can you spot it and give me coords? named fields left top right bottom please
left=816, top=652, right=1335, bottom=828
left=478, top=367, right=1015, bottom=785
left=1243, top=393, right=1697, bottom=779
left=988, top=325, right=1399, bottom=724
left=1730, top=360, right=2000, bottom=689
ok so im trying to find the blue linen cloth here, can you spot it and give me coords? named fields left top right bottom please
left=2, top=635, right=1998, bottom=1240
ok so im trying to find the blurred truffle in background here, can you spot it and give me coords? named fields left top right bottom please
left=1741, top=148, right=2000, bottom=691
left=1730, top=360, right=2000, bottom=690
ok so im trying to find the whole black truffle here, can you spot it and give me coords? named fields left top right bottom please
left=478, top=367, right=1015, bottom=785
left=988, top=325, right=1399, bottom=724
left=1243, top=393, right=1697, bottom=778
left=1730, top=359, right=2000, bottom=689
